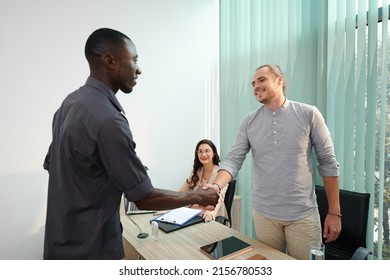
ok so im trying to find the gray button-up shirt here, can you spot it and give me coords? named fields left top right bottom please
left=43, top=77, right=153, bottom=259
left=219, top=99, right=339, bottom=220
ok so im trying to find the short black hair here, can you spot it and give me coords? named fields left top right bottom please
left=84, top=28, right=130, bottom=62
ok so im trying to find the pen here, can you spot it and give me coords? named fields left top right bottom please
left=161, top=218, right=176, bottom=223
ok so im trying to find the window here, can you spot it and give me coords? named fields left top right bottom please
left=353, top=2, right=389, bottom=260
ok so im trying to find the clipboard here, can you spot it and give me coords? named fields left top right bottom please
left=152, top=207, right=203, bottom=226
left=154, top=214, right=204, bottom=233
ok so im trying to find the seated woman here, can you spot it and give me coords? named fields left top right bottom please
left=178, top=139, right=228, bottom=222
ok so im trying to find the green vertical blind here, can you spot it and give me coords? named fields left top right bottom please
left=325, top=0, right=389, bottom=259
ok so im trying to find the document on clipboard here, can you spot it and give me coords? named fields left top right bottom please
left=152, top=207, right=203, bottom=226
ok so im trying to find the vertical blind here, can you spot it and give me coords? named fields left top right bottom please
left=220, top=0, right=389, bottom=259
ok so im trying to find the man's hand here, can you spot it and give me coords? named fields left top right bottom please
left=202, top=183, right=220, bottom=193
left=194, top=186, right=219, bottom=208
left=323, top=214, right=342, bottom=243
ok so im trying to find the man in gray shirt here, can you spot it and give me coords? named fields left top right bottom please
left=207, top=64, right=341, bottom=259
left=43, top=28, right=219, bottom=259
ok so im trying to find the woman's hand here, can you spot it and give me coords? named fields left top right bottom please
left=201, top=211, right=215, bottom=222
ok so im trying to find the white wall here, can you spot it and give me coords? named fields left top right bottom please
left=0, top=0, right=219, bottom=259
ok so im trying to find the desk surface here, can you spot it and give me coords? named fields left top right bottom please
left=121, top=213, right=295, bottom=260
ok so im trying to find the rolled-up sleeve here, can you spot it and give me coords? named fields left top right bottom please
left=310, top=107, right=340, bottom=177
left=97, top=115, right=154, bottom=202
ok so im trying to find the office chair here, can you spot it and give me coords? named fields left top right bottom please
left=351, top=247, right=372, bottom=260
left=215, top=179, right=236, bottom=227
left=315, top=185, right=371, bottom=260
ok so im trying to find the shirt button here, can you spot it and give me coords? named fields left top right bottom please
left=274, top=141, right=277, bottom=144
left=273, top=131, right=277, bottom=134
left=274, top=122, right=277, bottom=125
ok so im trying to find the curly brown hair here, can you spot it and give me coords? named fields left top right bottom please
left=186, top=139, right=220, bottom=189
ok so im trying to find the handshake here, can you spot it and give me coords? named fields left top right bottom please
left=193, top=183, right=221, bottom=211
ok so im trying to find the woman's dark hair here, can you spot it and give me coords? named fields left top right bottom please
left=186, top=139, right=220, bottom=189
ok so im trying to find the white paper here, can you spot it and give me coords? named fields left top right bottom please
left=153, top=207, right=203, bottom=225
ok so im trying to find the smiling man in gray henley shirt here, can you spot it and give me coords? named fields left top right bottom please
left=206, top=64, right=341, bottom=260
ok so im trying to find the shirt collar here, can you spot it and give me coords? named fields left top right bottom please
left=85, top=76, right=126, bottom=115
left=263, top=98, right=290, bottom=113
left=282, top=98, right=290, bottom=109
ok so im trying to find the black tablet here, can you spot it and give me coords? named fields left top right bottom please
left=200, top=236, right=253, bottom=260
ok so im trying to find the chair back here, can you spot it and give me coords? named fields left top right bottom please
left=224, top=180, right=236, bottom=223
left=315, top=185, right=370, bottom=260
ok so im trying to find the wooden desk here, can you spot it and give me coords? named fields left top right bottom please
left=121, top=213, right=295, bottom=260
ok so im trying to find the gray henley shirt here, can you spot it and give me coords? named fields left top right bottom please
left=219, top=99, right=339, bottom=221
